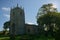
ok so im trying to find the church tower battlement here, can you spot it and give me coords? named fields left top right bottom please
left=10, top=4, right=25, bottom=35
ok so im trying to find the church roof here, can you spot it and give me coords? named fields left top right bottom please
left=25, top=24, right=38, bottom=27
left=12, top=4, right=23, bottom=10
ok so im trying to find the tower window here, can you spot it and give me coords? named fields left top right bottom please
left=20, top=12, right=22, bottom=15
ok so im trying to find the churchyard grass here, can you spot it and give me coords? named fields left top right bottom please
left=0, top=35, right=55, bottom=40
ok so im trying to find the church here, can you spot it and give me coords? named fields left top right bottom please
left=9, top=4, right=39, bottom=35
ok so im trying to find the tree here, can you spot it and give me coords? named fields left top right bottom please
left=3, top=21, right=10, bottom=35
left=3, top=21, right=15, bottom=40
left=37, top=3, right=60, bottom=37
left=37, top=3, right=57, bottom=18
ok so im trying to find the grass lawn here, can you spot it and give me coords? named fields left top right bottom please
left=0, top=37, right=9, bottom=40
left=0, top=35, right=55, bottom=40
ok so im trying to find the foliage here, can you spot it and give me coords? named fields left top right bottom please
left=37, top=3, right=60, bottom=37
left=37, top=12, right=60, bottom=25
left=3, top=21, right=10, bottom=29
left=3, top=21, right=10, bottom=35
left=37, top=3, right=57, bottom=18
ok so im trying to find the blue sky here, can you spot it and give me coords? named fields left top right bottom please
left=0, top=0, right=60, bottom=31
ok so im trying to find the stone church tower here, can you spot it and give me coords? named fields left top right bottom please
left=10, top=4, right=25, bottom=35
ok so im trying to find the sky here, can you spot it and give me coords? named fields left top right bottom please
left=0, top=0, right=60, bottom=31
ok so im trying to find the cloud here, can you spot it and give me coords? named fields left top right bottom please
left=2, top=7, right=10, bottom=11
left=4, top=14, right=10, bottom=19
